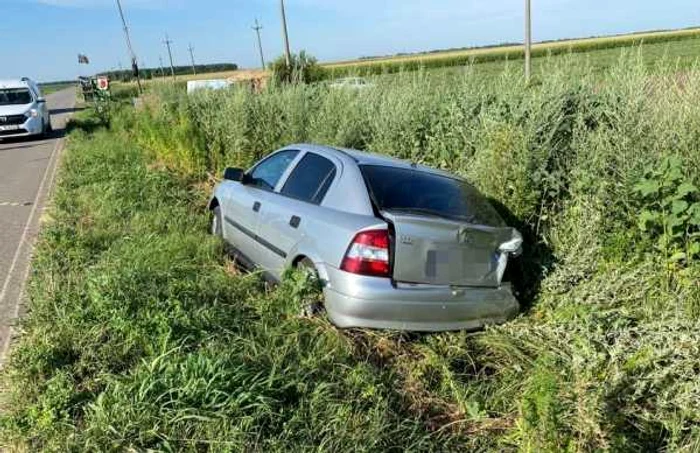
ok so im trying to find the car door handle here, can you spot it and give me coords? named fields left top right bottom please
left=252, top=201, right=261, bottom=212
left=289, top=216, right=301, bottom=228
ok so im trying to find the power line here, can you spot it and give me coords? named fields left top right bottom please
left=525, top=0, right=532, bottom=82
left=115, top=0, right=143, bottom=92
left=280, top=0, right=291, bottom=67
left=163, top=34, right=176, bottom=80
left=253, top=18, right=266, bottom=69
left=187, top=43, right=197, bottom=75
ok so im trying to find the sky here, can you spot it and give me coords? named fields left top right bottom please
left=1, top=0, right=699, bottom=82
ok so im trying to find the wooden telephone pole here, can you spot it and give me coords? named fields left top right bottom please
left=280, top=0, right=292, bottom=67
left=188, top=43, right=197, bottom=75
left=525, top=0, right=532, bottom=82
left=115, top=0, right=142, bottom=92
left=253, top=19, right=266, bottom=69
left=163, top=34, right=176, bottom=80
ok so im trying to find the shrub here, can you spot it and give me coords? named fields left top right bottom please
left=270, top=50, right=327, bottom=84
left=634, top=156, right=700, bottom=265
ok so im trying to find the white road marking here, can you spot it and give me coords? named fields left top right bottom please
left=0, top=136, right=64, bottom=360
left=0, top=202, right=32, bottom=207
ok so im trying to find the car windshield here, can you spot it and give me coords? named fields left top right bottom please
left=360, top=164, right=505, bottom=227
left=0, top=88, right=32, bottom=106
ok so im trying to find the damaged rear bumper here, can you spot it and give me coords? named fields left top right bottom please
left=322, top=265, right=519, bottom=332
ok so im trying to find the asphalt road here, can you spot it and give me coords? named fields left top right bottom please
left=0, top=88, right=77, bottom=362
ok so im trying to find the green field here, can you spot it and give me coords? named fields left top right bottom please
left=4, top=45, right=700, bottom=451
left=111, top=28, right=700, bottom=89
left=449, top=34, right=700, bottom=79
left=39, top=82, right=76, bottom=95
left=325, top=27, right=700, bottom=77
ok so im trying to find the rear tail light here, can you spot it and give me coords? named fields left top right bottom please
left=341, top=229, right=390, bottom=278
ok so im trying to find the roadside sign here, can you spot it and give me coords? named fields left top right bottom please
left=96, top=77, right=110, bottom=91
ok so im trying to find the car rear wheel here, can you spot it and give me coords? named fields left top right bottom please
left=298, top=258, right=325, bottom=317
left=211, top=206, right=223, bottom=237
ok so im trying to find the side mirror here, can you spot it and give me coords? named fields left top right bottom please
left=36, top=98, right=46, bottom=104
left=223, top=167, right=245, bottom=182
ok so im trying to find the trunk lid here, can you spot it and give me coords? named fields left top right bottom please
left=384, top=212, right=522, bottom=287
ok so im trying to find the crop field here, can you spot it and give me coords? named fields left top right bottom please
left=116, top=27, right=700, bottom=89
left=326, top=27, right=700, bottom=75
left=4, top=45, right=700, bottom=451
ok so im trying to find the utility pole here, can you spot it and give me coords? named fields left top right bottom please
left=525, top=0, right=532, bottom=82
left=158, top=56, right=165, bottom=78
left=187, top=43, right=197, bottom=75
left=253, top=18, right=266, bottom=69
left=115, top=0, right=142, bottom=93
left=163, top=34, right=176, bottom=80
left=280, top=0, right=292, bottom=67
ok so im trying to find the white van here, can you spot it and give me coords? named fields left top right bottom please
left=0, top=78, right=51, bottom=139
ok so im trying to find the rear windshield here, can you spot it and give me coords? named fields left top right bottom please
left=0, top=88, right=32, bottom=106
left=360, top=165, right=505, bottom=227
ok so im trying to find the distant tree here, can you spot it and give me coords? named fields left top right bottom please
left=98, top=63, right=239, bottom=82
left=270, top=51, right=326, bottom=84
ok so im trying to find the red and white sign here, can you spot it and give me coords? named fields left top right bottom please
left=96, top=77, right=109, bottom=91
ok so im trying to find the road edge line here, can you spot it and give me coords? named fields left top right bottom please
left=0, top=132, right=67, bottom=363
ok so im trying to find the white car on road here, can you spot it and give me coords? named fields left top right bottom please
left=0, top=78, right=51, bottom=139
left=329, top=77, right=374, bottom=90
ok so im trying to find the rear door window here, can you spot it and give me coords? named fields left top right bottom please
left=360, top=165, right=505, bottom=227
left=281, top=153, right=337, bottom=204
left=249, top=150, right=299, bottom=191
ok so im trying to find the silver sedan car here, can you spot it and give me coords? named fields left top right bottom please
left=208, top=144, right=523, bottom=332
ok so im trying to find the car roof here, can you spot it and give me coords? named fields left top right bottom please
left=0, top=79, right=32, bottom=89
left=289, top=143, right=460, bottom=180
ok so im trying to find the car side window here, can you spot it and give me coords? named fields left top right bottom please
left=281, top=152, right=337, bottom=204
left=249, top=150, right=299, bottom=191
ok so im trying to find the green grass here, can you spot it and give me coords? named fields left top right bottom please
left=0, top=110, right=481, bottom=451
left=39, top=82, right=76, bottom=95
left=5, top=48, right=700, bottom=451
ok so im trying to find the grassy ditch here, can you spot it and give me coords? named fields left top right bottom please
left=4, top=51, right=700, bottom=451
left=0, top=110, right=497, bottom=451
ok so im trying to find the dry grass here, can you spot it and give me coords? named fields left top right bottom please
left=112, top=69, right=270, bottom=93
left=150, top=68, right=268, bottom=83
